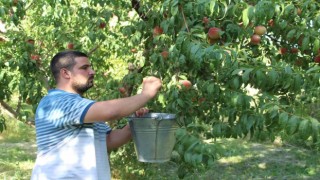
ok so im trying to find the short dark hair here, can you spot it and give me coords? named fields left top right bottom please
left=50, top=50, right=88, bottom=82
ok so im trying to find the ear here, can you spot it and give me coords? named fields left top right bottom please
left=60, top=68, right=71, bottom=79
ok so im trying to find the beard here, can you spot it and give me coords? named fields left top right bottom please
left=72, top=76, right=94, bottom=95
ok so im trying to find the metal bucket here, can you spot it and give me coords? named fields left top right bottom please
left=128, top=113, right=178, bottom=163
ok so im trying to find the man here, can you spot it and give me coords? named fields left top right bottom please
left=31, top=50, right=162, bottom=180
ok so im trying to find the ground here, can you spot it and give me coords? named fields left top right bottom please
left=0, top=123, right=319, bottom=179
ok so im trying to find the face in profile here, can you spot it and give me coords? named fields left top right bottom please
left=70, top=57, right=95, bottom=94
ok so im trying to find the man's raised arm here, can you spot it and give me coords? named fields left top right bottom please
left=84, top=76, right=162, bottom=123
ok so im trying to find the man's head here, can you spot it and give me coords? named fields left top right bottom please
left=51, top=50, right=95, bottom=94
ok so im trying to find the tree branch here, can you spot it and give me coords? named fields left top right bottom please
left=88, top=44, right=101, bottom=56
left=16, top=95, right=22, bottom=114
left=179, top=5, right=190, bottom=33
left=0, top=100, right=35, bottom=127
left=0, top=100, right=18, bottom=118
left=131, top=0, right=148, bottom=21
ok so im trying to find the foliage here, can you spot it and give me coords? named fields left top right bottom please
left=0, top=0, right=320, bottom=176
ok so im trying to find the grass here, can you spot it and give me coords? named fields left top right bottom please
left=0, top=116, right=36, bottom=180
left=0, top=117, right=319, bottom=180
left=111, top=138, right=320, bottom=180
left=185, top=139, right=320, bottom=179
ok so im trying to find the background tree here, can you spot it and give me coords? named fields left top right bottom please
left=0, top=0, right=319, bottom=176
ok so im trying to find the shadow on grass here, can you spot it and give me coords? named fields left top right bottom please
left=185, top=138, right=320, bottom=180
left=0, top=142, right=37, bottom=179
left=111, top=138, right=320, bottom=180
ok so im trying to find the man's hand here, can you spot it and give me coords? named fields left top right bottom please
left=141, top=76, right=162, bottom=99
left=135, top=107, right=149, bottom=117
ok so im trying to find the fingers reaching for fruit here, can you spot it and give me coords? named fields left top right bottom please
left=135, top=107, right=149, bottom=117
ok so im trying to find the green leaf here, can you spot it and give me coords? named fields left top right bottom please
left=232, top=68, right=243, bottom=75
left=298, top=119, right=311, bottom=139
left=268, top=69, right=278, bottom=86
left=237, top=94, right=244, bottom=107
left=186, top=141, right=200, bottom=152
left=0, top=71, right=5, bottom=81
left=284, top=65, right=292, bottom=74
left=242, top=68, right=253, bottom=83
left=255, top=70, right=266, bottom=88
left=184, top=152, right=192, bottom=163
left=212, top=123, right=222, bottom=137
left=218, top=1, right=228, bottom=20
left=191, top=44, right=200, bottom=55
left=292, top=75, right=303, bottom=92
left=170, top=3, right=179, bottom=16
left=158, top=94, right=165, bottom=106
left=177, top=99, right=185, bottom=107
left=231, top=77, right=240, bottom=89
left=247, top=6, right=255, bottom=20
left=242, top=7, right=249, bottom=26
left=175, top=128, right=187, bottom=141
left=209, top=1, right=216, bottom=16
left=306, top=66, right=320, bottom=74
left=192, top=153, right=203, bottom=164
left=284, top=4, right=295, bottom=16
left=286, top=29, right=296, bottom=40
left=301, top=36, right=310, bottom=51
left=279, top=20, right=288, bottom=30
left=207, top=84, right=215, bottom=94
left=313, top=38, right=319, bottom=55
left=279, top=112, right=289, bottom=128
left=310, top=118, right=319, bottom=136
left=316, top=15, right=320, bottom=27
left=246, top=115, right=255, bottom=131
left=287, top=116, right=299, bottom=135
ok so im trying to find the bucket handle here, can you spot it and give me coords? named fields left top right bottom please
left=154, top=114, right=163, bottom=121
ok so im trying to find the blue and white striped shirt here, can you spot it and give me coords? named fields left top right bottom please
left=31, top=89, right=112, bottom=180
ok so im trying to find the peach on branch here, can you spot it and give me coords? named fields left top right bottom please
left=202, top=17, right=209, bottom=25
left=178, top=80, right=192, bottom=90
left=67, top=42, right=74, bottom=49
left=99, top=22, right=106, bottom=29
left=268, top=19, right=274, bottom=27
left=297, top=8, right=302, bottom=16
left=0, top=37, right=6, bottom=42
left=298, top=36, right=304, bottom=46
left=314, top=55, right=320, bottom=63
left=254, top=25, right=267, bottom=35
left=161, top=50, right=169, bottom=59
left=207, top=27, right=221, bottom=40
left=290, top=48, right=299, bottom=54
left=118, top=87, right=126, bottom=94
left=153, top=26, right=163, bottom=37
left=250, top=34, right=261, bottom=45
left=26, top=39, right=35, bottom=45
left=294, top=59, right=303, bottom=67
left=279, top=47, right=287, bottom=55
left=30, top=54, right=40, bottom=61
left=12, top=0, right=18, bottom=6
left=198, top=97, right=206, bottom=104
left=130, top=48, right=137, bottom=53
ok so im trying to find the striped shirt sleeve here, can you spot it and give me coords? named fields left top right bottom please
left=37, top=90, right=95, bottom=128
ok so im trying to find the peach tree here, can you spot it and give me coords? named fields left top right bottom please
left=0, top=0, right=320, bottom=175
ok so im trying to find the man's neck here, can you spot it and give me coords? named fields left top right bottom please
left=56, top=84, right=80, bottom=95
